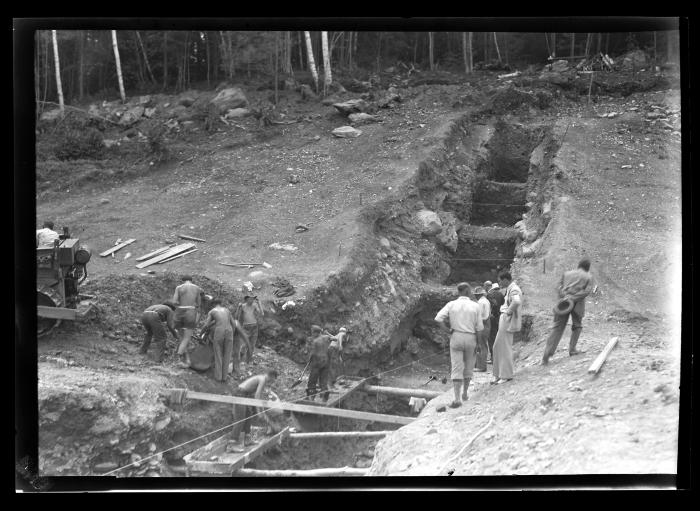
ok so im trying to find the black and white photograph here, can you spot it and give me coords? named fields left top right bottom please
left=15, top=17, right=689, bottom=491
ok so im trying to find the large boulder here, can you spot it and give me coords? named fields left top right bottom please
left=436, top=212, right=458, bottom=252
left=549, top=59, right=569, bottom=73
left=332, top=126, right=362, bottom=138
left=118, top=105, right=145, bottom=126
left=332, top=99, right=369, bottom=115
left=415, top=209, right=443, bottom=236
left=209, top=87, right=248, bottom=114
left=348, top=112, right=379, bottom=125
left=538, top=70, right=572, bottom=86
left=224, top=108, right=251, bottom=118
left=621, top=50, right=648, bottom=70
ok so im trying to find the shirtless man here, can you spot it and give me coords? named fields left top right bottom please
left=139, top=301, right=179, bottom=363
left=235, top=295, right=264, bottom=363
left=229, top=369, right=279, bottom=451
left=200, top=299, right=250, bottom=382
left=306, top=325, right=333, bottom=402
left=172, top=275, right=205, bottom=367
left=324, top=326, right=348, bottom=384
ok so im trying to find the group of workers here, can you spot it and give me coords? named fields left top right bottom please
left=435, top=258, right=594, bottom=409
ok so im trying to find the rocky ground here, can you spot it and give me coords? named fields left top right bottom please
left=32, top=60, right=682, bottom=480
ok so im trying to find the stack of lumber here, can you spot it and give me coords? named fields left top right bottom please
left=135, top=243, right=196, bottom=269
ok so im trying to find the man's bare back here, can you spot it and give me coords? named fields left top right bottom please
left=173, top=281, right=203, bottom=307
left=208, top=306, right=234, bottom=331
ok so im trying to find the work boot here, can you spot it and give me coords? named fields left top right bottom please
left=569, top=328, right=582, bottom=355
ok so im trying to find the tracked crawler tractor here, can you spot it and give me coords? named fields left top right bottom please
left=36, top=227, right=95, bottom=336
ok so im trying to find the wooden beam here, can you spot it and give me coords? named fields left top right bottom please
left=588, top=337, right=619, bottom=375
left=170, top=389, right=413, bottom=425
left=234, top=466, right=368, bottom=477
left=158, top=248, right=198, bottom=264
left=135, top=243, right=195, bottom=269
left=178, top=234, right=206, bottom=243
left=362, top=385, right=441, bottom=400
left=99, top=239, right=136, bottom=257
left=135, top=245, right=174, bottom=261
left=288, top=431, right=390, bottom=440
left=37, top=305, right=77, bottom=320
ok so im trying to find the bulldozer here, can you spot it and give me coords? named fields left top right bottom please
left=36, top=227, right=95, bottom=336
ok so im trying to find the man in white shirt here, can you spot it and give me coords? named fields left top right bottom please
left=435, top=282, right=484, bottom=408
left=473, top=287, right=492, bottom=372
left=36, top=220, right=60, bottom=247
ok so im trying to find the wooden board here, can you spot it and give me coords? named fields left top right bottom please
left=135, top=243, right=195, bottom=269
left=588, top=337, right=619, bottom=374
left=37, top=306, right=77, bottom=320
left=184, top=427, right=290, bottom=475
left=99, top=239, right=136, bottom=257
left=324, top=376, right=367, bottom=408
left=158, top=248, right=198, bottom=264
left=178, top=234, right=206, bottom=243
left=135, top=245, right=173, bottom=262
left=174, top=389, right=413, bottom=425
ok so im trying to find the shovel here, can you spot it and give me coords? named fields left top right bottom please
left=290, top=361, right=311, bottom=389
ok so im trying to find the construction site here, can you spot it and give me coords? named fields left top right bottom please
left=20, top=24, right=685, bottom=488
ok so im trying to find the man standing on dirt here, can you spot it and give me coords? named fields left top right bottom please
left=200, top=298, right=250, bottom=382
left=306, top=325, right=333, bottom=402
left=541, top=258, right=594, bottom=365
left=473, top=287, right=492, bottom=372
left=235, top=295, right=264, bottom=364
left=491, top=272, right=522, bottom=385
left=325, top=326, right=348, bottom=384
left=228, top=369, right=279, bottom=452
left=487, top=283, right=505, bottom=363
left=139, top=301, right=179, bottom=363
left=172, top=275, right=205, bottom=368
left=36, top=220, right=60, bottom=247
left=434, top=282, right=483, bottom=408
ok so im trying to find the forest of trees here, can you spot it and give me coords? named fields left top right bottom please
left=35, top=30, right=680, bottom=110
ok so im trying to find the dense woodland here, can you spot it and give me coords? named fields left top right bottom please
left=35, top=30, right=679, bottom=112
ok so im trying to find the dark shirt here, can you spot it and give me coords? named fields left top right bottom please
left=487, top=290, right=505, bottom=317
left=310, top=334, right=332, bottom=359
left=145, top=304, right=175, bottom=329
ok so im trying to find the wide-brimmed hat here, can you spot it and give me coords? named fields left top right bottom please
left=553, top=297, right=575, bottom=316
left=490, top=283, right=500, bottom=290
left=473, top=287, right=487, bottom=296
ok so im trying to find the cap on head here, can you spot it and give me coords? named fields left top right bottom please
left=181, top=275, right=193, bottom=282
left=484, top=280, right=492, bottom=289
left=473, top=287, right=486, bottom=296
left=311, top=325, right=322, bottom=333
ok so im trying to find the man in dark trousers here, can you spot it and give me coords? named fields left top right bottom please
left=228, top=369, right=279, bottom=452
left=172, top=275, right=205, bottom=367
left=487, top=283, right=505, bottom=363
left=306, top=325, right=332, bottom=402
left=541, top=258, right=595, bottom=365
left=139, top=301, right=179, bottom=363
left=200, top=298, right=249, bottom=382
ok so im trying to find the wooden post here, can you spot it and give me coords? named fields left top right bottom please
left=361, top=385, right=441, bottom=400
left=588, top=337, right=619, bottom=375
left=51, top=30, right=64, bottom=114
left=169, top=389, right=414, bottom=425
left=234, top=467, right=368, bottom=477
left=111, top=30, right=126, bottom=103
left=288, top=431, right=390, bottom=440
left=587, top=71, right=594, bottom=106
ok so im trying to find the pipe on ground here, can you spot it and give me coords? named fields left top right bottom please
left=361, top=385, right=441, bottom=400
left=288, top=431, right=390, bottom=440
left=234, top=467, right=368, bottom=477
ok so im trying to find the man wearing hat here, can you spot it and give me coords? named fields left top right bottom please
left=487, top=282, right=505, bottom=362
left=473, top=287, right=492, bottom=372
left=541, top=258, right=594, bottom=365
left=172, top=275, right=205, bottom=367
left=139, top=301, right=179, bottom=363
left=306, top=325, right=333, bottom=402
left=235, top=295, right=264, bottom=363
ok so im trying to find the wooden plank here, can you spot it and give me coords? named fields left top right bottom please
left=135, top=243, right=195, bottom=269
left=173, top=389, right=413, bottom=425
left=234, top=467, right=368, bottom=477
left=325, top=376, right=367, bottom=408
left=588, top=337, right=619, bottom=375
left=99, top=239, right=136, bottom=257
left=37, top=306, right=77, bottom=320
left=178, top=234, right=206, bottom=243
left=158, top=248, right=198, bottom=264
left=288, top=431, right=390, bottom=440
left=184, top=427, right=290, bottom=474
left=362, top=385, right=441, bottom=400
left=135, top=245, right=173, bottom=262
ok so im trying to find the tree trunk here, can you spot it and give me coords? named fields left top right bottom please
left=111, top=30, right=126, bottom=102
left=163, top=32, right=168, bottom=90
left=376, top=31, right=383, bottom=73
left=304, top=31, right=319, bottom=93
left=205, top=31, right=210, bottom=87
left=653, top=32, right=657, bottom=64
left=413, top=33, right=418, bottom=65
left=428, top=32, right=434, bottom=70
left=468, top=32, right=473, bottom=72
left=274, top=31, right=279, bottom=104
left=552, top=32, right=556, bottom=58
left=43, top=33, right=50, bottom=108
left=78, top=30, right=84, bottom=100
left=321, top=31, right=332, bottom=95
left=585, top=33, right=592, bottom=58
left=136, top=31, right=156, bottom=85
left=298, top=31, right=304, bottom=70
left=596, top=33, right=602, bottom=54
left=35, top=34, right=41, bottom=119
left=493, top=32, right=502, bottom=62
left=51, top=30, right=64, bottom=113
left=570, top=33, right=575, bottom=57
left=545, top=33, right=552, bottom=58
left=283, top=31, right=292, bottom=74
left=484, top=32, right=489, bottom=62
left=462, top=32, right=469, bottom=73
